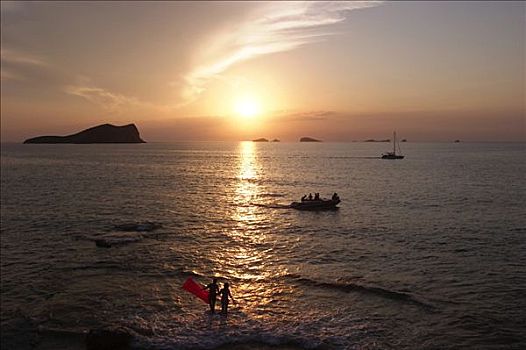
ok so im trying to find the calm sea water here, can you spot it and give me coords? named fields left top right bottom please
left=1, top=142, right=525, bottom=350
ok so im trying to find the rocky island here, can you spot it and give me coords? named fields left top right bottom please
left=300, top=137, right=321, bottom=142
left=23, top=123, right=145, bottom=144
left=364, top=139, right=390, bottom=142
left=252, top=138, right=269, bottom=142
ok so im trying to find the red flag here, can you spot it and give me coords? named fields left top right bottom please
left=182, top=277, right=209, bottom=304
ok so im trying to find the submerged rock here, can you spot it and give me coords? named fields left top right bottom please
left=95, top=239, right=112, bottom=248
left=113, top=222, right=161, bottom=232
left=93, top=233, right=143, bottom=248
left=92, top=222, right=162, bottom=248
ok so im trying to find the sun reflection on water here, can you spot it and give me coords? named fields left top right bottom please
left=211, top=141, right=291, bottom=318
left=232, top=141, right=260, bottom=227
left=236, top=141, right=258, bottom=194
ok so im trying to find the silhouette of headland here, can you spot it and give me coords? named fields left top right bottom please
left=300, top=137, right=321, bottom=142
left=23, top=123, right=145, bottom=144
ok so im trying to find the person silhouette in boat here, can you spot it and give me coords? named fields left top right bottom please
left=219, top=282, right=235, bottom=315
left=332, top=193, right=340, bottom=201
left=204, top=278, right=220, bottom=313
left=308, top=193, right=313, bottom=201
left=301, top=194, right=307, bottom=202
left=314, top=193, right=320, bottom=200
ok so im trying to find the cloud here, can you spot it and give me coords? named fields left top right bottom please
left=270, top=109, right=337, bottom=122
left=64, top=77, right=172, bottom=115
left=0, top=68, right=22, bottom=81
left=179, top=1, right=382, bottom=104
left=0, top=47, right=163, bottom=115
left=64, top=85, right=139, bottom=113
left=0, top=48, right=50, bottom=81
left=1, top=48, right=48, bottom=67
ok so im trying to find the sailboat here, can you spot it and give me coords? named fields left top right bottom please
left=381, top=131, right=404, bottom=159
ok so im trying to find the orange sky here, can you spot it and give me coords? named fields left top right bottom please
left=1, top=1, right=524, bottom=142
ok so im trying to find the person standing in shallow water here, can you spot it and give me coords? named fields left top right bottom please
left=219, top=282, right=235, bottom=315
left=204, top=278, right=220, bottom=313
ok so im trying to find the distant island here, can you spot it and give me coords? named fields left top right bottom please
left=401, top=139, right=407, bottom=142
left=300, top=137, right=321, bottom=142
left=252, top=138, right=269, bottom=142
left=364, top=139, right=390, bottom=142
left=271, top=139, right=280, bottom=142
left=23, top=123, right=145, bottom=144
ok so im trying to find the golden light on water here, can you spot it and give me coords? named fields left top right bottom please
left=237, top=141, right=258, bottom=182
left=218, top=142, right=276, bottom=312
left=234, top=141, right=259, bottom=222
left=201, top=141, right=292, bottom=318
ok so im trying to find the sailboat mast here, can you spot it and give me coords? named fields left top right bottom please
left=393, top=131, right=396, bottom=154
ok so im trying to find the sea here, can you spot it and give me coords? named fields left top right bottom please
left=1, top=141, right=525, bottom=350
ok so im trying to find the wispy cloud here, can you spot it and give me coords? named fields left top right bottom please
left=272, top=110, right=337, bottom=122
left=179, top=1, right=382, bottom=104
left=1, top=48, right=48, bottom=67
left=0, top=68, right=22, bottom=81
left=64, top=85, right=140, bottom=114
left=64, top=78, right=171, bottom=115
left=0, top=48, right=49, bottom=81
left=0, top=48, right=160, bottom=114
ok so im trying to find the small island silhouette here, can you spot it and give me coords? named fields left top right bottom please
left=252, top=138, right=269, bottom=142
left=364, top=139, right=390, bottom=142
left=23, top=123, right=145, bottom=144
left=300, top=137, right=321, bottom=142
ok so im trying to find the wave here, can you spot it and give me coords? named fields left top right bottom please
left=134, top=328, right=325, bottom=350
left=326, top=156, right=381, bottom=159
left=257, top=193, right=288, bottom=198
left=291, top=275, right=437, bottom=311
left=37, top=330, right=319, bottom=350
left=200, top=339, right=317, bottom=350
left=250, top=203, right=291, bottom=209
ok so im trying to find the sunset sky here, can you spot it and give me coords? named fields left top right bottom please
left=1, top=1, right=524, bottom=142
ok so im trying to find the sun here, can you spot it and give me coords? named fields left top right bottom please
left=234, top=96, right=261, bottom=118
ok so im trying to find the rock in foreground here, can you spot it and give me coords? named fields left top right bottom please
left=23, top=123, right=145, bottom=144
